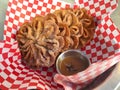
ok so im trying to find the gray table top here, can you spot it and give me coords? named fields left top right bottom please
left=0, top=0, right=8, bottom=40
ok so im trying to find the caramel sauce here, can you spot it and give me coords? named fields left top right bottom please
left=58, top=55, right=89, bottom=76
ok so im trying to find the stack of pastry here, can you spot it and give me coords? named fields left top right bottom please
left=16, top=8, right=95, bottom=69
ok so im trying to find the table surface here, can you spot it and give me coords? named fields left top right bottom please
left=0, top=0, right=120, bottom=90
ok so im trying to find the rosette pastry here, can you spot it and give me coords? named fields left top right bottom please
left=17, top=17, right=62, bottom=69
left=16, top=8, right=95, bottom=69
left=72, top=8, right=95, bottom=47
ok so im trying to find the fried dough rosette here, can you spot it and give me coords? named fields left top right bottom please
left=53, top=9, right=78, bottom=27
left=72, top=8, right=95, bottom=47
left=16, top=8, right=95, bottom=69
left=17, top=19, right=62, bottom=69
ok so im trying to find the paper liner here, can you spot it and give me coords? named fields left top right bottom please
left=0, top=0, right=120, bottom=89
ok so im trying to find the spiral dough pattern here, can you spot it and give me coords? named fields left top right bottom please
left=16, top=8, right=95, bottom=69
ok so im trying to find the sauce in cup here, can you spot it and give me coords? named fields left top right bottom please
left=56, top=50, right=90, bottom=76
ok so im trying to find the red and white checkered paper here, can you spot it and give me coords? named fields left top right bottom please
left=0, top=0, right=120, bottom=90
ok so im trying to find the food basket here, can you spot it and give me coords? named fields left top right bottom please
left=0, top=0, right=120, bottom=90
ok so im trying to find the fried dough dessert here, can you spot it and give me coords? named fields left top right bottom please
left=16, top=8, right=95, bottom=69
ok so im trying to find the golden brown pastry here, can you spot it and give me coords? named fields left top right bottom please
left=17, top=19, right=62, bottom=69
left=71, top=8, right=95, bottom=47
left=16, top=8, right=95, bottom=69
left=53, top=9, right=78, bottom=27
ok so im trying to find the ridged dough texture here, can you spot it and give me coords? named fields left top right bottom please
left=16, top=8, right=95, bottom=69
